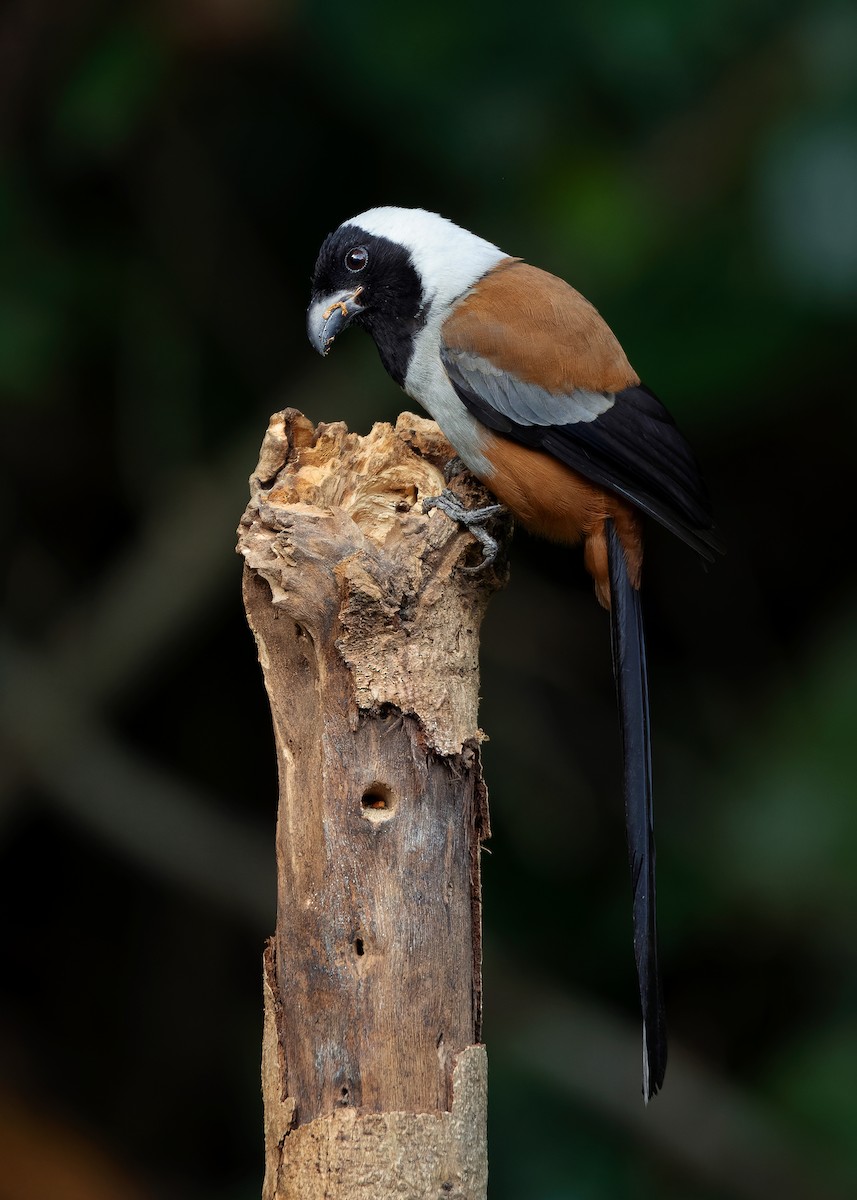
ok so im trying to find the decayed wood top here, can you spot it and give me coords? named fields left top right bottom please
left=237, top=408, right=509, bottom=757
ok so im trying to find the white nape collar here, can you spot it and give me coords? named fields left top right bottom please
left=346, top=207, right=507, bottom=312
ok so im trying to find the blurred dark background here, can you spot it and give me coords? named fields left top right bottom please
left=2, top=1, right=856, bottom=1197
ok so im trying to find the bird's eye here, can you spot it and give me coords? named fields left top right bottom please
left=344, top=246, right=369, bottom=272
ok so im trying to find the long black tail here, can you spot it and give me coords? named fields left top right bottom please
left=606, top=520, right=667, bottom=1101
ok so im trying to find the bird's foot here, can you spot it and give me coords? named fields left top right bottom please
left=422, top=488, right=505, bottom=571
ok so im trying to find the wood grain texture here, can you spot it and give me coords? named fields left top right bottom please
left=238, top=410, right=508, bottom=1197
left=261, top=947, right=489, bottom=1200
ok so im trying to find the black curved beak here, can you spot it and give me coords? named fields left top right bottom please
left=307, top=287, right=364, bottom=356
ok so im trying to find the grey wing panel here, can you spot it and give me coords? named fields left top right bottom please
left=441, top=347, right=722, bottom=558
left=441, top=346, right=615, bottom=427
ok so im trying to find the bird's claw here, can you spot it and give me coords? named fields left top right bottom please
left=422, top=488, right=505, bottom=571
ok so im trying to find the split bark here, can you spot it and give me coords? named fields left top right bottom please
left=237, top=409, right=510, bottom=1199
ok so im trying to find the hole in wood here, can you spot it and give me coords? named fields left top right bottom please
left=353, top=937, right=364, bottom=956
left=360, top=782, right=396, bottom=823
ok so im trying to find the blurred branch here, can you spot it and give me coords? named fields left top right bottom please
left=0, top=632, right=272, bottom=921
left=0, top=368, right=350, bottom=908
left=43, top=380, right=352, bottom=706
left=490, top=952, right=853, bottom=1200
left=48, top=451, right=256, bottom=705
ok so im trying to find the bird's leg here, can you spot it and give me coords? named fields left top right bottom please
left=422, top=489, right=506, bottom=571
left=442, top=455, right=468, bottom=484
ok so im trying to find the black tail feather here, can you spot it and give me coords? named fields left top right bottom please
left=606, top=520, right=667, bottom=1101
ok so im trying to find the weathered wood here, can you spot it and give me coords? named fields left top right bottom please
left=238, top=410, right=509, bottom=1198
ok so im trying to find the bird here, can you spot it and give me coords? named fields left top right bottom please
left=307, top=207, right=721, bottom=1100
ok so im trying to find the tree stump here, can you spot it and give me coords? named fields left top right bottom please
left=237, top=409, right=509, bottom=1199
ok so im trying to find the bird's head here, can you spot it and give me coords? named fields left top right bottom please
left=307, top=207, right=505, bottom=385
